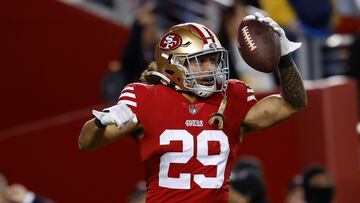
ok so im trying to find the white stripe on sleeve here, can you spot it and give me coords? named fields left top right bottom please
left=118, top=100, right=137, bottom=107
left=119, top=92, right=136, bottom=99
left=122, top=86, right=134, bottom=92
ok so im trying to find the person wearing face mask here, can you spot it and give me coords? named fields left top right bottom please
left=302, top=165, right=335, bottom=203
left=229, top=157, right=269, bottom=203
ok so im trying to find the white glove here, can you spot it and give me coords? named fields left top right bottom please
left=92, top=101, right=138, bottom=128
left=244, top=12, right=302, bottom=56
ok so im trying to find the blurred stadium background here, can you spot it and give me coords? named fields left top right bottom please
left=0, top=0, right=359, bottom=202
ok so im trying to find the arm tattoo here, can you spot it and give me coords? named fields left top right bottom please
left=277, top=54, right=307, bottom=108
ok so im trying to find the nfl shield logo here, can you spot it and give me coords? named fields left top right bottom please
left=189, top=105, right=197, bottom=115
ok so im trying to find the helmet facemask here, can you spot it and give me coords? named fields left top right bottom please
left=171, top=48, right=229, bottom=98
left=155, top=23, right=230, bottom=98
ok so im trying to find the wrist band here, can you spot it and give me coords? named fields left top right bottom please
left=279, top=54, right=293, bottom=69
left=94, top=118, right=106, bottom=128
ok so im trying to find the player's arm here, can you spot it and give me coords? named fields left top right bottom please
left=241, top=13, right=307, bottom=134
left=79, top=119, right=138, bottom=151
left=78, top=102, right=139, bottom=151
left=242, top=55, right=307, bottom=133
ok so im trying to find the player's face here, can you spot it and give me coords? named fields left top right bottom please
left=185, top=53, right=220, bottom=86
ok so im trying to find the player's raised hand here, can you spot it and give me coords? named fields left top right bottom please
left=92, top=101, right=138, bottom=128
left=252, top=12, right=302, bottom=56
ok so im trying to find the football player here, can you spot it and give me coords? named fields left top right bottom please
left=79, top=13, right=307, bottom=203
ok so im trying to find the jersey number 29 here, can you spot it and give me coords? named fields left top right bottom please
left=159, top=130, right=230, bottom=189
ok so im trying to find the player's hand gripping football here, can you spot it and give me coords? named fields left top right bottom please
left=92, top=101, right=138, bottom=128
left=245, top=12, right=302, bottom=56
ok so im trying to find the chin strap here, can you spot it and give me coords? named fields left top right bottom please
left=146, top=71, right=181, bottom=91
left=208, top=95, right=227, bottom=129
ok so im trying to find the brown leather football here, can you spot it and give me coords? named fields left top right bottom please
left=237, top=18, right=281, bottom=73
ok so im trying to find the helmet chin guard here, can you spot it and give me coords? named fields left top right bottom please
left=192, top=84, right=216, bottom=98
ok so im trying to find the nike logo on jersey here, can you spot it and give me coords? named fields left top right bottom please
left=185, top=120, right=203, bottom=127
left=189, top=105, right=197, bottom=114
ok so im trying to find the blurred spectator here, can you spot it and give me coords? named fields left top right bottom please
left=285, top=174, right=304, bottom=203
left=288, top=0, right=333, bottom=36
left=217, top=0, right=276, bottom=92
left=229, top=157, right=270, bottom=203
left=302, top=165, right=335, bottom=203
left=128, top=181, right=146, bottom=203
left=0, top=173, right=53, bottom=203
left=258, top=0, right=297, bottom=28
left=121, top=2, right=159, bottom=83
left=286, top=165, right=335, bottom=203
left=101, top=60, right=127, bottom=103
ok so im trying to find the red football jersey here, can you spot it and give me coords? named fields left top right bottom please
left=118, top=80, right=257, bottom=203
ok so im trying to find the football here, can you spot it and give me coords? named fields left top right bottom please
left=237, top=18, right=281, bottom=73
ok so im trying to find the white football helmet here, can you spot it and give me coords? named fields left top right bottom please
left=154, top=23, right=229, bottom=97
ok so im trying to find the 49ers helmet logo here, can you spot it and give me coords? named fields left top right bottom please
left=159, top=34, right=182, bottom=50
